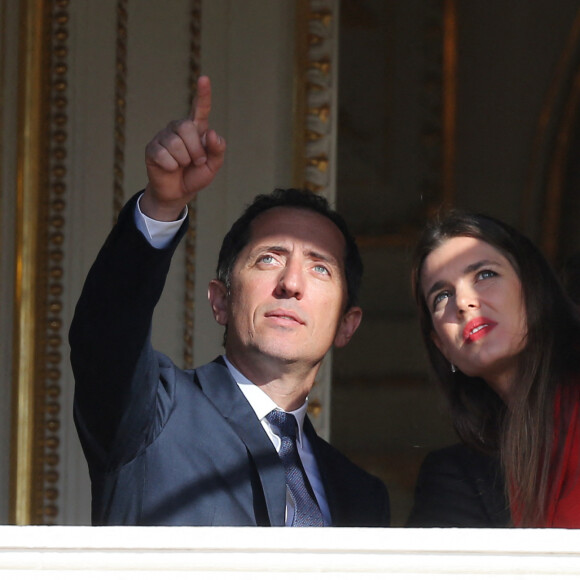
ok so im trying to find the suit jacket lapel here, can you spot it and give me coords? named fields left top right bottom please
left=303, top=417, right=342, bottom=526
left=195, top=358, right=286, bottom=526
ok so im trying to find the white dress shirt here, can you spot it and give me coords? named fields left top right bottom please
left=134, top=194, right=187, bottom=248
left=224, top=357, right=331, bottom=526
left=134, top=197, right=331, bottom=525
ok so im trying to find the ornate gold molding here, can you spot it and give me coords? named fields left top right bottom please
left=184, top=0, right=202, bottom=369
left=293, top=2, right=455, bottom=429
left=43, top=0, right=69, bottom=524
left=442, top=0, right=457, bottom=207
left=11, top=0, right=68, bottom=526
left=11, top=0, right=52, bottom=525
left=291, top=0, right=456, bottom=393
left=523, top=7, right=580, bottom=260
left=419, top=0, right=456, bottom=219
left=293, top=0, right=337, bottom=425
left=113, top=0, right=128, bottom=221
left=293, top=0, right=335, bottom=196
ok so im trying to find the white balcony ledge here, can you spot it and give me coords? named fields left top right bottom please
left=0, top=525, right=579, bottom=577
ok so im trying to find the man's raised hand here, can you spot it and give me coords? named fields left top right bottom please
left=141, top=76, right=226, bottom=221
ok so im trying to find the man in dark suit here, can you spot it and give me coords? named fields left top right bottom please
left=70, top=76, right=390, bottom=527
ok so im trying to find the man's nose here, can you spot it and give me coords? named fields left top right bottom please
left=275, top=259, right=304, bottom=299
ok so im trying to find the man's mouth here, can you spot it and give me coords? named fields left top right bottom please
left=265, top=310, right=305, bottom=325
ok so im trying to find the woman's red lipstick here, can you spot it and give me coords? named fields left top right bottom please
left=463, top=317, right=497, bottom=343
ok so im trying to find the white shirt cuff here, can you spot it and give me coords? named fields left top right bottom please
left=134, top=193, right=188, bottom=249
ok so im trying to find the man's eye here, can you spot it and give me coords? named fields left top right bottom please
left=258, top=255, right=275, bottom=264
left=313, top=265, right=329, bottom=275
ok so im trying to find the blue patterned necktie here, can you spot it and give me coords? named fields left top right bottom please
left=267, top=409, right=324, bottom=527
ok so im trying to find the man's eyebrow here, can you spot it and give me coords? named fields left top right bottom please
left=307, top=249, right=339, bottom=265
left=248, top=244, right=339, bottom=265
left=248, top=244, right=290, bottom=257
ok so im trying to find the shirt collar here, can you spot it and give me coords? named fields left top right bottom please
left=223, top=356, right=309, bottom=446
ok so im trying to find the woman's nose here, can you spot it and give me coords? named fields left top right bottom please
left=455, top=285, right=479, bottom=314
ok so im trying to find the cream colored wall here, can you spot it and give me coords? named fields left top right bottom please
left=64, top=0, right=297, bottom=524
left=0, top=0, right=300, bottom=524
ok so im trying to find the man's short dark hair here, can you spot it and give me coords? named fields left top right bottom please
left=216, top=188, right=363, bottom=310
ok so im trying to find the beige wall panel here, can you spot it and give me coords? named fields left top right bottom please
left=194, top=0, right=297, bottom=367
left=3, top=0, right=312, bottom=524
left=64, top=0, right=119, bottom=525
left=124, top=0, right=192, bottom=365
left=61, top=0, right=299, bottom=523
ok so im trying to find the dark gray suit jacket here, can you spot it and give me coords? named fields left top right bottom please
left=70, top=194, right=390, bottom=526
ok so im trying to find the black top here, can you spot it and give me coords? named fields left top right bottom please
left=407, top=443, right=510, bottom=527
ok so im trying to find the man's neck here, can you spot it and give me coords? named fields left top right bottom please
left=225, top=351, right=320, bottom=412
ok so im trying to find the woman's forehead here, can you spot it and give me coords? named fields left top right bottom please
left=421, top=236, right=515, bottom=287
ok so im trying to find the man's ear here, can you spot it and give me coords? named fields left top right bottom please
left=334, top=306, right=363, bottom=348
left=208, top=279, right=228, bottom=326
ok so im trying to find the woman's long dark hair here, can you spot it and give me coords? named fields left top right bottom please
left=412, top=209, right=580, bottom=525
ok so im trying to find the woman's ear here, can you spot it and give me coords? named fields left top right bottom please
left=208, top=279, right=228, bottom=326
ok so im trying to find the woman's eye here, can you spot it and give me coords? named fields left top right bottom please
left=433, top=290, right=451, bottom=309
left=477, top=269, right=497, bottom=281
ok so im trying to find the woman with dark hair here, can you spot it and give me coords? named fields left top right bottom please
left=407, top=209, right=580, bottom=528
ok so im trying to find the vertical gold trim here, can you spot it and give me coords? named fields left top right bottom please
left=522, top=8, right=580, bottom=258
left=293, top=0, right=336, bottom=427
left=522, top=8, right=580, bottom=234
left=293, top=0, right=335, bottom=196
left=11, top=0, right=50, bottom=525
left=442, top=0, right=457, bottom=207
left=418, top=1, right=450, bottom=219
left=43, top=0, right=70, bottom=524
left=184, top=0, right=202, bottom=369
left=113, top=0, right=128, bottom=221
left=541, top=67, right=580, bottom=261
left=292, top=0, right=308, bottom=188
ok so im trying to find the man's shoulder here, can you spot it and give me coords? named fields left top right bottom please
left=186, top=356, right=229, bottom=381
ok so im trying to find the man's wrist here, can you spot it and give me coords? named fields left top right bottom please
left=135, top=193, right=188, bottom=249
left=140, top=185, right=189, bottom=221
